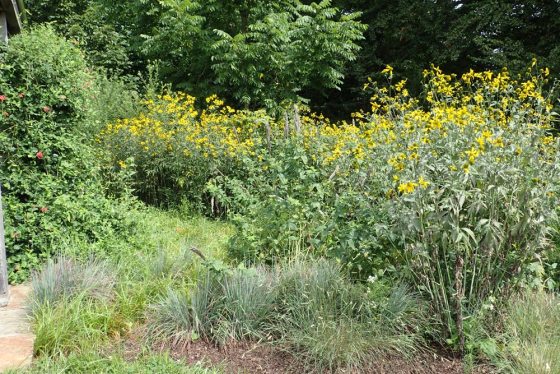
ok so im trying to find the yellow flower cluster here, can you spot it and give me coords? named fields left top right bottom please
left=101, top=92, right=265, bottom=162
left=100, top=65, right=558, bottom=201
left=311, top=65, right=557, bottom=196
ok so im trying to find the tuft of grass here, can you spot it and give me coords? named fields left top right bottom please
left=149, top=288, right=194, bottom=347
left=33, top=296, right=113, bottom=356
left=275, top=259, right=425, bottom=372
left=30, top=256, right=115, bottom=308
left=285, top=316, right=373, bottom=372
left=189, top=272, right=222, bottom=340
left=149, top=267, right=277, bottom=347
left=219, top=266, right=277, bottom=342
left=27, top=208, right=233, bottom=366
left=496, top=292, right=560, bottom=374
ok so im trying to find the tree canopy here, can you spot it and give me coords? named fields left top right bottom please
left=24, top=0, right=560, bottom=116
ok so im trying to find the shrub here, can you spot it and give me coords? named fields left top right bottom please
left=375, top=66, right=560, bottom=349
left=0, top=26, right=136, bottom=282
left=103, top=95, right=397, bottom=276
left=100, top=93, right=267, bottom=207
left=214, top=143, right=395, bottom=277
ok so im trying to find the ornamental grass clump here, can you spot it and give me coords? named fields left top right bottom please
left=492, top=292, right=560, bottom=373
left=31, top=255, right=115, bottom=308
left=148, top=259, right=426, bottom=371
left=149, top=268, right=278, bottom=347
left=273, top=259, right=426, bottom=372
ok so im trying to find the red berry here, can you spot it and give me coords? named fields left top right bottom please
left=0, top=95, right=6, bottom=102
left=42, top=106, right=51, bottom=113
left=36, top=151, right=44, bottom=160
left=40, top=207, right=48, bottom=213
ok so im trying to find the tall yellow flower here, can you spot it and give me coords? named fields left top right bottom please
left=398, top=181, right=418, bottom=194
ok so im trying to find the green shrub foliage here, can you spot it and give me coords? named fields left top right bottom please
left=0, top=26, right=133, bottom=282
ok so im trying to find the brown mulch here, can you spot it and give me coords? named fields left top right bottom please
left=168, top=341, right=495, bottom=373
left=121, top=328, right=494, bottom=373
left=169, top=341, right=301, bottom=374
left=122, top=330, right=495, bottom=374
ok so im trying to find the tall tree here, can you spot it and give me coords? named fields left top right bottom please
left=25, top=0, right=132, bottom=74
left=211, top=1, right=365, bottom=110
left=24, top=0, right=560, bottom=116
left=315, top=0, right=560, bottom=118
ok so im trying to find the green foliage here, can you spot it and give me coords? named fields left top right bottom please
left=89, top=74, right=142, bottom=132
left=29, top=257, right=116, bottom=356
left=387, top=83, right=560, bottom=350
left=25, top=0, right=560, bottom=117
left=317, top=0, right=560, bottom=118
left=33, top=296, right=114, bottom=356
left=214, top=141, right=395, bottom=278
left=211, top=0, right=366, bottom=110
left=0, top=26, right=136, bottom=282
left=26, top=0, right=132, bottom=74
left=26, top=208, right=232, bottom=368
left=39, top=0, right=365, bottom=111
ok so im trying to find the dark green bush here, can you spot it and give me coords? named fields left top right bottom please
left=209, top=141, right=397, bottom=279
left=0, top=26, right=135, bottom=282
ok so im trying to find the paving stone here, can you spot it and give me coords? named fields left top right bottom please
left=0, top=335, right=34, bottom=371
left=0, top=285, right=34, bottom=372
left=4, top=286, right=30, bottom=311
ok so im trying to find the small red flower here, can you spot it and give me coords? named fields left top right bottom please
left=42, top=106, right=51, bottom=113
left=36, top=151, right=44, bottom=160
left=40, top=207, right=49, bottom=213
left=0, top=95, right=6, bottom=102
